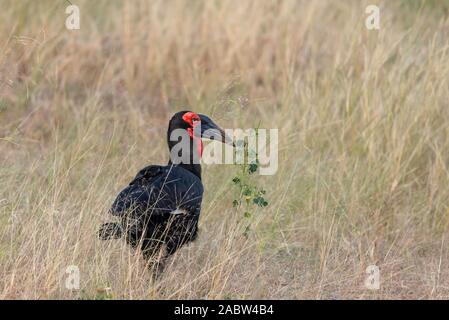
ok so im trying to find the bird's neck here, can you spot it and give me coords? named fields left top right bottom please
left=167, top=131, right=202, bottom=179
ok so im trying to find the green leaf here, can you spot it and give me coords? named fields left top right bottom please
left=248, top=163, right=258, bottom=174
left=253, top=196, right=266, bottom=207
left=242, top=187, right=252, bottom=196
left=244, top=211, right=252, bottom=218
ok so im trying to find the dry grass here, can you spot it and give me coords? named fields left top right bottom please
left=1, top=0, right=449, bottom=299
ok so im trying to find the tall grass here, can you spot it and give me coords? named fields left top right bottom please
left=1, top=0, right=449, bottom=299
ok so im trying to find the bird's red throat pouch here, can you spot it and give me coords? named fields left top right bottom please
left=187, top=127, right=203, bottom=158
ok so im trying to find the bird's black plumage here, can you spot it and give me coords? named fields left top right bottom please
left=99, top=111, right=230, bottom=272
left=107, top=165, right=203, bottom=257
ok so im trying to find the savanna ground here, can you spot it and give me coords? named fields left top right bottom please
left=1, top=0, right=449, bottom=299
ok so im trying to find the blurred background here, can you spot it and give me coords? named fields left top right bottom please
left=1, top=0, right=449, bottom=299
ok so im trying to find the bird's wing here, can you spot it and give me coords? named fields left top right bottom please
left=109, top=166, right=203, bottom=220
left=110, top=165, right=166, bottom=217
left=129, top=165, right=164, bottom=186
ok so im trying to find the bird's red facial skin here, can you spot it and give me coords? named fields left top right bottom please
left=182, top=112, right=201, bottom=129
left=182, top=112, right=203, bottom=157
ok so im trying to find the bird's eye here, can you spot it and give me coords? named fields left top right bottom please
left=192, top=118, right=199, bottom=123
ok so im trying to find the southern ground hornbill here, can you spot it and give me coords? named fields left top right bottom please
left=98, top=111, right=232, bottom=273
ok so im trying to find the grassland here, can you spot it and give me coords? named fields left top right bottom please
left=1, top=0, right=449, bottom=299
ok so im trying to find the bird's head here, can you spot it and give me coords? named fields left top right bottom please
left=168, top=111, right=233, bottom=147
left=166, top=110, right=233, bottom=178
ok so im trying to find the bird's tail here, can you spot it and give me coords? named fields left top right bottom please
left=98, top=222, right=123, bottom=240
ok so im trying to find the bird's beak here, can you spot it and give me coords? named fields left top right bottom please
left=198, top=114, right=234, bottom=146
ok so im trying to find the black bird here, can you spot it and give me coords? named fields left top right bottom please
left=99, top=111, right=231, bottom=273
